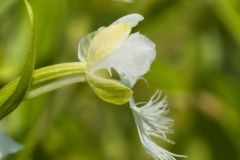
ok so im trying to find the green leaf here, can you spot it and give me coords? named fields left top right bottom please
left=0, top=132, right=22, bottom=159
left=0, top=0, right=35, bottom=120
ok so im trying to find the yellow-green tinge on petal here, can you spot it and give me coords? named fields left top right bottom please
left=87, top=23, right=131, bottom=66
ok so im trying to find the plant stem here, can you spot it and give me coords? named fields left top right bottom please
left=0, top=62, right=87, bottom=108
left=28, top=76, right=85, bottom=99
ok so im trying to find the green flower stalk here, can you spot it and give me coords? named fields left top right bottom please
left=0, top=10, right=186, bottom=160
left=0, top=62, right=87, bottom=108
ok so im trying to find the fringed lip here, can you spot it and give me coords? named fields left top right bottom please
left=129, top=91, right=187, bottom=160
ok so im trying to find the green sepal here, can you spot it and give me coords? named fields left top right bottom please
left=86, top=72, right=132, bottom=105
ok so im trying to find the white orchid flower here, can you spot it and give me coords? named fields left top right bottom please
left=0, top=13, right=186, bottom=160
left=79, top=13, right=186, bottom=160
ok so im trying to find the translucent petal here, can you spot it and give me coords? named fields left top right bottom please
left=78, top=31, right=99, bottom=62
left=78, top=27, right=105, bottom=62
left=86, top=71, right=132, bottom=105
left=112, top=13, right=144, bottom=27
left=87, top=23, right=131, bottom=66
left=93, top=32, right=156, bottom=87
left=0, top=132, right=22, bottom=159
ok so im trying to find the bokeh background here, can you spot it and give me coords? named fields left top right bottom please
left=1, top=0, right=240, bottom=159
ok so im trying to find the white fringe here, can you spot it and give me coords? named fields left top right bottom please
left=130, top=90, right=187, bottom=160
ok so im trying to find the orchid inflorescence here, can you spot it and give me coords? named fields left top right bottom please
left=0, top=1, right=186, bottom=159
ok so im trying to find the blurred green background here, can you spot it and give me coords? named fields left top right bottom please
left=1, top=0, right=240, bottom=159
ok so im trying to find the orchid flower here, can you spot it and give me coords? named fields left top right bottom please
left=78, top=13, right=186, bottom=160
left=0, top=11, right=186, bottom=160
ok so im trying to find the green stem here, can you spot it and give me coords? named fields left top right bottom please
left=0, top=62, right=87, bottom=111
left=28, top=76, right=85, bottom=99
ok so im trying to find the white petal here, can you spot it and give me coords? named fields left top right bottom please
left=78, top=14, right=144, bottom=63
left=129, top=91, right=187, bottom=160
left=0, top=132, right=22, bottom=159
left=112, top=13, right=144, bottom=27
left=93, top=32, right=156, bottom=87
